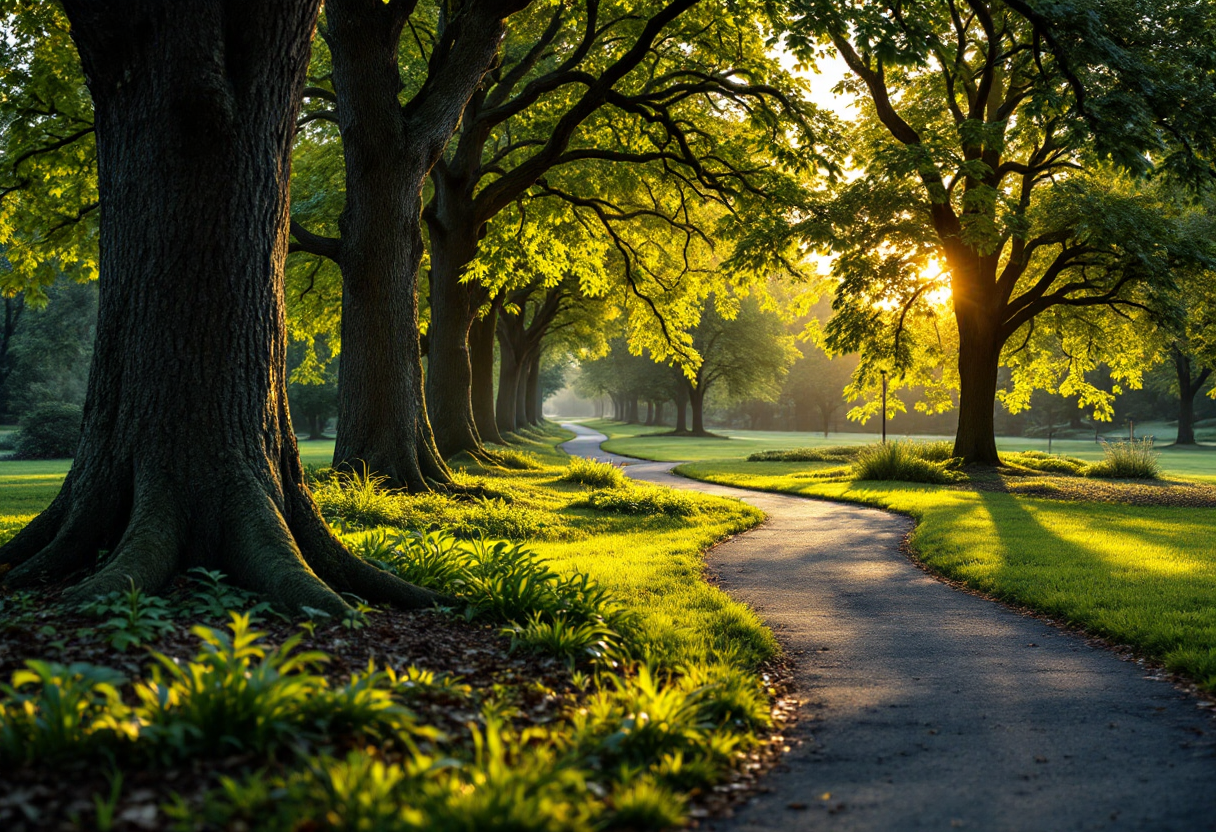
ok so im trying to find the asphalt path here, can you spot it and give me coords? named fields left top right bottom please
left=560, top=423, right=1216, bottom=832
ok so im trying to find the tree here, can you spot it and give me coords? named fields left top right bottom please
left=287, top=0, right=532, bottom=490
left=783, top=341, right=856, bottom=436
left=0, top=0, right=436, bottom=615
left=789, top=0, right=1216, bottom=462
left=423, top=0, right=829, bottom=457
left=680, top=294, right=797, bottom=435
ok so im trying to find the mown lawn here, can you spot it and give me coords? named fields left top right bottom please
left=679, top=459, right=1216, bottom=690
left=584, top=419, right=1216, bottom=479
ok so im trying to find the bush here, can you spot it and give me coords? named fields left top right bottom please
left=747, top=446, right=860, bottom=462
left=561, top=457, right=628, bottom=489
left=574, top=485, right=698, bottom=517
left=852, top=440, right=961, bottom=484
left=1004, top=450, right=1088, bottom=476
left=488, top=448, right=546, bottom=470
left=351, top=530, right=633, bottom=659
left=1084, top=439, right=1160, bottom=480
left=12, top=402, right=82, bottom=459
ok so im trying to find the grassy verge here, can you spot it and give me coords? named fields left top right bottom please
left=0, top=423, right=774, bottom=831
left=582, top=419, right=1216, bottom=480
left=678, top=459, right=1216, bottom=691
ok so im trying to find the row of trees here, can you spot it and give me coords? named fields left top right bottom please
left=1, top=0, right=1215, bottom=609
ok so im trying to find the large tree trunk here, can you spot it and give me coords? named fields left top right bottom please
left=0, top=0, right=437, bottom=614
left=524, top=350, right=541, bottom=425
left=953, top=320, right=1002, bottom=464
left=673, top=382, right=689, bottom=433
left=1173, top=347, right=1211, bottom=446
left=425, top=228, right=483, bottom=457
left=326, top=6, right=449, bottom=489
left=689, top=384, right=708, bottom=435
left=495, top=332, right=524, bottom=435
left=470, top=302, right=503, bottom=445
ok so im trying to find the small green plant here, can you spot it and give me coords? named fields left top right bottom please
left=182, top=567, right=278, bottom=620
left=78, top=584, right=176, bottom=651
left=0, top=661, right=136, bottom=763
left=607, top=776, right=686, bottom=831
left=575, top=485, right=698, bottom=517
left=852, top=441, right=962, bottom=484
left=505, top=612, right=622, bottom=665
left=561, top=457, right=628, bottom=489
left=1084, top=438, right=1161, bottom=479
left=747, top=446, right=860, bottom=462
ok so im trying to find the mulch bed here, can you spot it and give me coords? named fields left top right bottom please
left=0, top=592, right=578, bottom=832
left=0, top=583, right=802, bottom=831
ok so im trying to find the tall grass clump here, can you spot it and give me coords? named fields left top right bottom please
left=747, top=446, right=860, bottom=462
left=561, top=457, right=628, bottom=489
left=574, top=485, right=698, bottom=517
left=852, top=440, right=961, bottom=484
left=1084, top=438, right=1160, bottom=479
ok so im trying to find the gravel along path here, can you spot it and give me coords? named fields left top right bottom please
left=561, top=423, right=1216, bottom=832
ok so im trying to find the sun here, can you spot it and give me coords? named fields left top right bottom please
left=921, top=258, right=953, bottom=306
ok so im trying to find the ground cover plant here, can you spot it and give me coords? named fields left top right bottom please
left=0, top=427, right=780, bottom=830
left=678, top=459, right=1216, bottom=691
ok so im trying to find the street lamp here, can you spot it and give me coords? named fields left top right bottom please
left=881, top=370, right=888, bottom=445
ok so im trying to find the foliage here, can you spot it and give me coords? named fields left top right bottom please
left=852, top=441, right=962, bottom=484
left=488, top=448, right=546, bottom=471
left=748, top=446, right=860, bottom=462
left=350, top=530, right=633, bottom=660
left=12, top=401, right=81, bottom=459
left=560, top=457, right=628, bottom=490
left=573, top=485, right=698, bottom=518
left=1084, top=439, right=1161, bottom=480
left=0, top=614, right=432, bottom=766
left=0, top=660, right=132, bottom=764
left=78, top=584, right=176, bottom=652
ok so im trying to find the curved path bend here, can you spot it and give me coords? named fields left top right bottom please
left=561, top=423, right=1216, bottom=832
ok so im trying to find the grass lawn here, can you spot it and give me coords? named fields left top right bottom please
left=678, top=458, right=1216, bottom=691
left=582, top=419, right=1216, bottom=479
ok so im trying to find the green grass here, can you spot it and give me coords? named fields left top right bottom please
left=0, top=425, right=772, bottom=672
left=583, top=419, right=1216, bottom=479
left=678, top=459, right=1216, bottom=690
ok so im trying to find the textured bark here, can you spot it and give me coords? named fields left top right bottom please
left=470, top=301, right=503, bottom=445
left=0, top=0, right=439, bottom=613
left=298, top=0, right=530, bottom=484
left=525, top=350, right=541, bottom=424
left=689, top=385, right=707, bottom=435
left=1173, top=347, right=1211, bottom=446
left=953, top=316, right=1002, bottom=464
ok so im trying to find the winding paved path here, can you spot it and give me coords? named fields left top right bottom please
left=561, top=424, right=1216, bottom=832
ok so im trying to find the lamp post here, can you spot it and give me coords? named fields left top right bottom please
left=881, top=370, right=888, bottom=445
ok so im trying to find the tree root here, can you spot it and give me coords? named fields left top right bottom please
left=1, top=461, right=447, bottom=615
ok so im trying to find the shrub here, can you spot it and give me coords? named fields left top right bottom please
left=489, top=448, right=546, bottom=470
left=1004, top=451, right=1088, bottom=476
left=747, top=446, right=860, bottom=462
left=0, top=661, right=136, bottom=763
left=354, top=530, right=633, bottom=659
left=452, top=497, right=561, bottom=540
left=561, top=457, right=628, bottom=489
left=12, top=402, right=82, bottom=459
left=1084, top=439, right=1160, bottom=480
left=574, top=485, right=698, bottom=517
left=77, top=584, right=176, bottom=651
left=852, top=440, right=961, bottom=484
